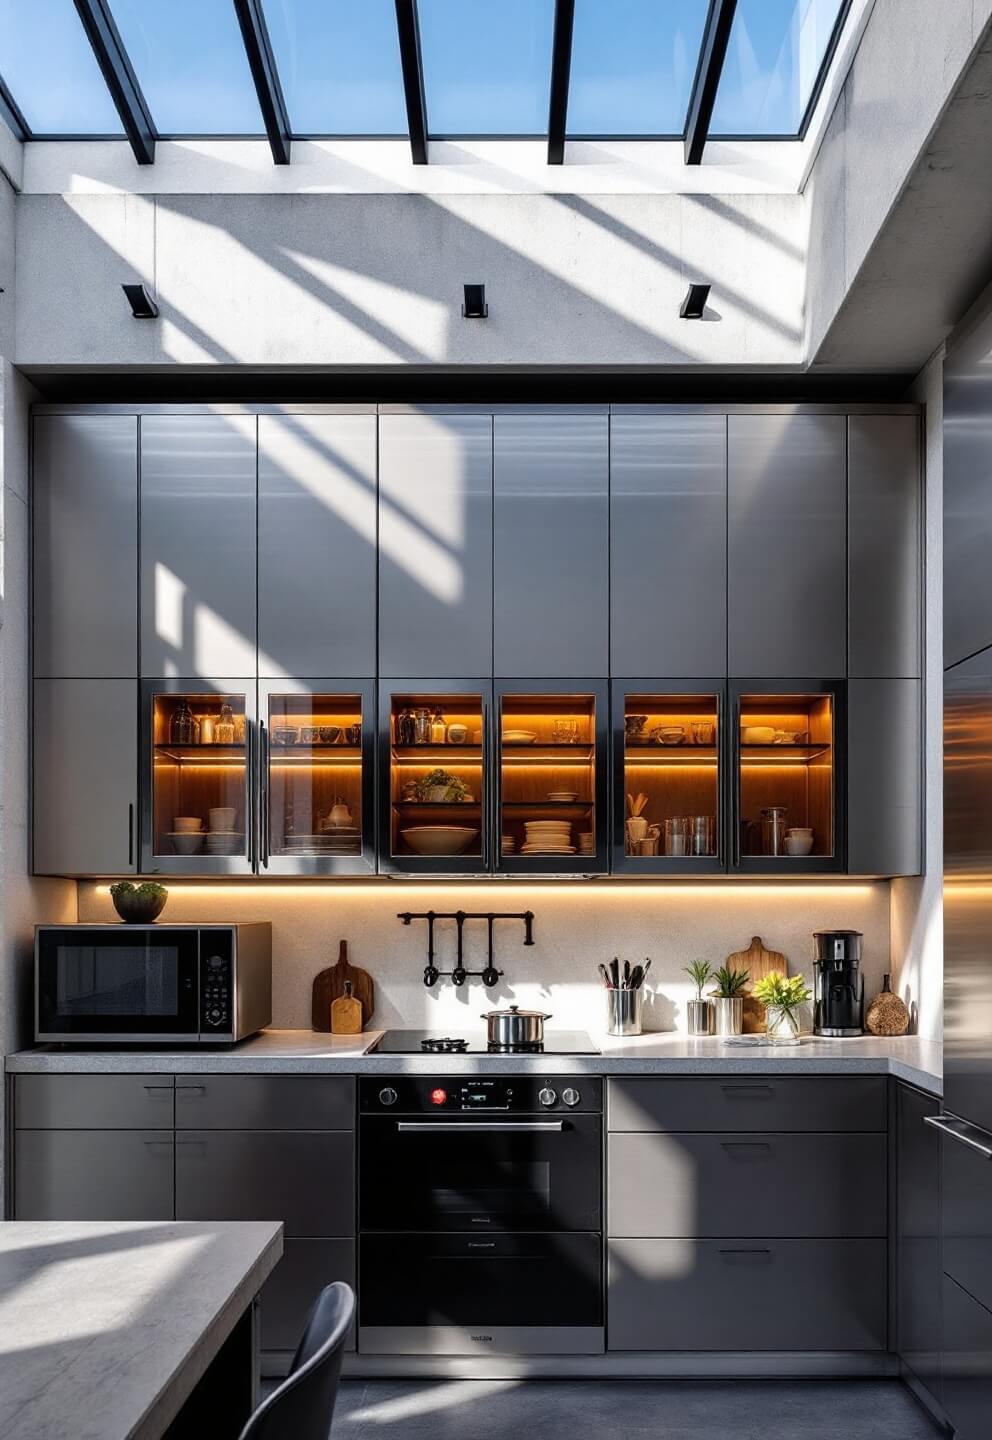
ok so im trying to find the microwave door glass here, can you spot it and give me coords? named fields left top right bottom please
left=56, top=943, right=179, bottom=1018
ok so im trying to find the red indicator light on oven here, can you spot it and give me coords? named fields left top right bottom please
left=430, top=1088, right=448, bottom=1106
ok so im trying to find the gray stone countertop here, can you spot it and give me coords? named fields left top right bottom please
left=5, top=1028, right=943, bottom=1095
left=0, top=1219, right=282, bottom=1440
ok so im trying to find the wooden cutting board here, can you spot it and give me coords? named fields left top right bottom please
left=728, top=935, right=787, bottom=1034
left=311, top=940, right=375, bottom=1032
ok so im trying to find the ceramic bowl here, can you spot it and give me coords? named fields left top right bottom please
left=208, top=807, right=237, bottom=832
left=319, top=726, right=341, bottom=744
left=785, top=835, right=815, bottom=856
left=653, top=726, right=685, bottom=745
left=743, top=726, right=777, bottom=745
left=271, top=727, right=298, bottom=745
left=172, top=816, right=202, bottom=833
left=401, top=826, right=478, bottom=856
left=168, top=832, right=205, bottom=856
left=204, top=831, right=244, bottom=856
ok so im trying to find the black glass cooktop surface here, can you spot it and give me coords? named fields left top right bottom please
left=373, top=1029, right=600, bottom=1055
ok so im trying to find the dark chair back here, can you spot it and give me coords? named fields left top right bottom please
left=239, top=1282, right=355, bottom=1440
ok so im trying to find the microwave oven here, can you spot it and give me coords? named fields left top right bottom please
left=35, top=923, right=271, bottom=1044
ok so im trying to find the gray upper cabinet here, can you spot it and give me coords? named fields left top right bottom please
left=33, top=414, right=138, bottom=678
left=34, top=678, right=137, bottom=875
left=728, top=414, right=847, bottom=676
left=258, top=414, right=376, bottom=677
left=494, top=413, right=609, bottom=676
left=847, top=677, right=922, bottom=875
left=378, top=413, right=493, bottom=677
left=610, top=414, right=727, bottom=676
left=140, top=415, right=257, bottom=677
left=848, top=415, right=921, bottom=677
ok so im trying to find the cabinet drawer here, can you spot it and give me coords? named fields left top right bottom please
left=175, top=1131, right=354, bottom=1236
left=261, top=1239, right=356, bottom=1354
left=942, top=1122, right=992, bottom=1313
left=608, top=1077, right=886, bottom=1133
left=14, top=1130, right=174, bottom=1220
left=175, top=1076, right=354, bottom=1130
left=609, top=1132, right=886, bottom=1238
left=15, top=1074, right=174, bottom=1130
left=942, top=1274, right=992, bottom=1440
left=608, top=1239, right=886, bottom=1351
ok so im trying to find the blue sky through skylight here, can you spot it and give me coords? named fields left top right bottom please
left=0, top=0, right=123, bottom=133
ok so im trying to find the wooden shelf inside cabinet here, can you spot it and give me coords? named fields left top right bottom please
left=501, top=744, right=595, bottom=765
left=626, top=745, right=718, bottom=765
left=740, top=744, right=832, bottom=764
left=502, top=801, right=593, bottom=813
left=391, top=745, right=483, bottom=763
left=392, top=801, right=482, bottom=810
left=154, top=743, right=245, bottom=764
left=269, top=745, right=362, bottom=765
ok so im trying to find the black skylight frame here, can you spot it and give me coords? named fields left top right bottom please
left=0, top=0, right=853, bottom=166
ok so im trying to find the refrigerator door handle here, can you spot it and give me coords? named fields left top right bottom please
left=924, top=1112, right=992, bottom=1159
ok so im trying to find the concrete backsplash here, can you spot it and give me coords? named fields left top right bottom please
left=78, top=882, right=891, bottom=1037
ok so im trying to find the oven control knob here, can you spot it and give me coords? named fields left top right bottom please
left=378, top=1087, right=398, bottom=1107
left=538, top=1087, right=557, bottom=1108
left=562, top=1088, right=580, bottom=1108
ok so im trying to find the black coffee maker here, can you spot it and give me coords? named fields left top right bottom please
left=813, top=930, right=865, bottom=1037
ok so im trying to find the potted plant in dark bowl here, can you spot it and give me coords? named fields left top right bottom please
left=110, top=881, right=169, bottom=924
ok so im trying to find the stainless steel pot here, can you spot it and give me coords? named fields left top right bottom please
left=481, top=1004, right=552, bottom=1047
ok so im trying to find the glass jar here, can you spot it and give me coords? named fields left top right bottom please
left=170, top=699, right=195, bottom=745
left=199, top=713, right=215, bottom=744
left=397, top=708, right=415, bottom=746
left=413, top=708, right=432, bottom=745
left=430, top=707, right=447, bottom=744
left=761, top=806, right=789, bottom=856
left=664, top=816, right=689, bottom=856
left=215, top=702, right=236, bottom=745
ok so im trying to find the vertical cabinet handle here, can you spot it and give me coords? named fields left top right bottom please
left=260, top=720, right=269, bottom=869
left=128, top=802, right=134, bottom=868
left=482, top=698, right=491, bottom=871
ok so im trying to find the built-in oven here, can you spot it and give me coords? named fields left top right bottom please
left=358, top=1075, right=604, bottom=1355
left=35, top=923, right=271, bottom=1043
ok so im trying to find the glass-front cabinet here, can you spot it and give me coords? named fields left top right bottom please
left=379, top=681, right=490, bottom=874
left=259, top=681, right=375, bottom=875
left=496, top=681, right=609, bottom=873
left=141, top=679, right=255, bottom=875
left=612, top=683, right=724, bottom=874
left=731, top=681, right=846, bottom=873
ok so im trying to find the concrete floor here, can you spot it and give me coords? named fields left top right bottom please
left=329, top=1379, right=942, bottom=1438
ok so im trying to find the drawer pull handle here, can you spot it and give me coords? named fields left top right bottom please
left=719, top=1247, right=772, bottom=1256
left=176, top=1085, right=207, bottom=1092
left=720, top=1141, right=772, bottom=1151
left=142, top=1084, right=173, bottom=1091
left=721, top=1084, right=773, bottom=1095
left=924, top=1112, right=992, bottom=1159
left=174, top=1139, right=207, bottom=1146
left=142, top=1139, right=174, bottom=1149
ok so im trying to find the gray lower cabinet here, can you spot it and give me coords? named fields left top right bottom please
left=33, top=413, right=139, bottom=679
left=942, top=1120, right=992, bottom=1315
left=942, top=1274, right=992, bottom=1440
left=174, top=1130, right=354, bottom=1236
left=896, top=1083, right=942, bottom=1401
left=174, top=1075, right=353, bottom=1130
left=261, top=1239, right=356, bottom=1353
left=608, top=1076, right=887, bottom=1133
left=33, top=679, right=138, bottom=875
left=14, top=1130, right=175, bottom=1221
left=15, top=1074, right=174, bottom=1129
left=609, top=1239, right=887, bottom=1351
left=847, top=678, right=922, bottom=876
left=728, top=413, right=847, bottom=676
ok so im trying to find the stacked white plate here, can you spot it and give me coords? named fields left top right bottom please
left=205, top=831, right=244, bottom=856
left=501, top=835, right=516, bottom=854
left=286, top=828, right=360, bottom=855
left=578, top=830, right=595, bottom=856
left=523, top=820, right=575, bottom=854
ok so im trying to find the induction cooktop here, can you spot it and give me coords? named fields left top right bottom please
left=372, top=1029, right=600, bottom=1055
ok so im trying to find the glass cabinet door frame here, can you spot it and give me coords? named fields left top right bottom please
left=611, top=678, right=728, bottom=876
left=140, top=676, right=257, bottom=876
left=729, top=677, right=847, bottom=875
left=495, top=677, right=610, bottom=875
left=258, top=678, right=376, bottom=877
left=378, top=678, right=493, bottom=876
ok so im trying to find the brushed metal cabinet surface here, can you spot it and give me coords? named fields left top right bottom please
left=258, top=415, right=376, bottom=677
left=896, top=1084, right=942, bottom=1400
left=728, top=414, right=847, bottom=675
left=14, top=1130, right=175, bottom=1220
left=16, top=1074, right=174, bottom=1129
left=378, top=414, right=493, bottom=676
left=33, top=414, right=138, bottom=678
left=610, top=414, right=727, bottom=676
left=174, top=1131, right=355, bottom=1236
left=33, top=679, right=137, bottom=875
left=140, top=414, right=257, bottom=677
left=944, top=363, right=992, bottom=667
left=175, top=1075, right=354, bottom=1130
left=848, top=415, right=921, bottom=677
left=261, top=1238, right=356, bottom=1353
left=847, top=678, right=922, bottom=875
left=608, top=1239, right=887, bottom=1351
left=942, top=1274, right=992, bottom=1440
left=493, top=414, right=609, bottom=676
left=608, top=1076, right=887, bottom=1133
left=942, top=1126, right=992, bottom=1315
left=608, top=1132, right=886, bottom=1238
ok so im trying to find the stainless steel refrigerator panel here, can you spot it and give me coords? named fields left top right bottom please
left=258, top=414, right=376, bottom=677
left=33, top=414, right=139, bottom=678
left=378, top=414, right=493, bottom=677
left=847, top=678, right=922, bottom=875
left=728, top=415, right=847, bottom=676
left=944, top=358, right=992, bottom=667
left=610, top=414, right=727, bottom=676
left=140, top=415, right=258, bottom=677
left=493, top=414, right=609, bottom=676
left=847, top=415, right=922, bottom=678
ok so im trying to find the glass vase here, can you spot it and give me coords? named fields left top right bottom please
left=766, top=1004, right=802, bottom=1046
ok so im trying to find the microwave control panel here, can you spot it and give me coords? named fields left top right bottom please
left=200, top=937, right=233, bottom=1033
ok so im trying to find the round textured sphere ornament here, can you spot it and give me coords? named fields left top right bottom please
left=865, top=974, right=910, bottom=1036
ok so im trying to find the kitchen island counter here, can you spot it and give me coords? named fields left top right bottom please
left=5, top=1029, right=942, bottom=1095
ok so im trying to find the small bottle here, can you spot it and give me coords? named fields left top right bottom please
left=430, top=707, right=447, bottom=744
left=170, top=699, right=195, bottom=745
left=215, top=702, right=235, bottom=745
left=199, top=713, right=215, bottom=744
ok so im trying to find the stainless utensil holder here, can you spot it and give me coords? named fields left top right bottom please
left=607, top=988, right=644, bottom=1036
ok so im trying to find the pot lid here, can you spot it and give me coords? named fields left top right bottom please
left=482, top=1004, right=552, bottom=1020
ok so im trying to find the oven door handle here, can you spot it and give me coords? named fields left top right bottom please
left=395, top=1121, right=567, bottom=1133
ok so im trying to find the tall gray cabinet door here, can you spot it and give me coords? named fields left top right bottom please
left=140, top=415, right=257, bottom=677
left=494, top=413, right=609, bottom=676
left=258, top=414, right=376, bottom=677
left=848, top=415, right=921, bottom=677
left=847, top=678, right=922, bottom=875
left=728, top=414, right=847, bottom=676
left=378, top=413, right=493, bottom=676
left=33, top=414, right=138, bottom=677
left=34, top=679, right=137, bottom=875
left=610, top=413, right=727, bottom=676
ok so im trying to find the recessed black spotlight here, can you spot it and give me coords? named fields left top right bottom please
left=462, top=283, right=488, bottom=319
left=679, top=283, right=711, bottom=319
left=122, top=283, right=159, bottom=318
